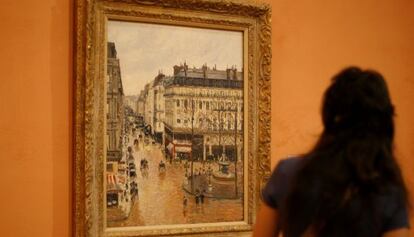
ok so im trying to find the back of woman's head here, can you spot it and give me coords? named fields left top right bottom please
left=322, top=67, right=394, bottom=140
left=280, top=67, right=408, bottom=237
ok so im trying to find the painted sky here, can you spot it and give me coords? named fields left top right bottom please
left=108, top=20, right=243, bottom=96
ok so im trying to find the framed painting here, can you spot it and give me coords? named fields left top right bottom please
left=73, top=0, right=272, bottom=236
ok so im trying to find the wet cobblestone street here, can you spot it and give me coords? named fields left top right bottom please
left=108, top=132, right=244, bottom=227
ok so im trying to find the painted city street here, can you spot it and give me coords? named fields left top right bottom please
left=107, top=123, right=244, bottom=227
left=106, top=21, right=245, bottom=227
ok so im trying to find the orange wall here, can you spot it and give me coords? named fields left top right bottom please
left=0, top=0, right=72, bottom=236
left=0, top=0, right=412, bottom=236
left=266, top=0, right=414, bottom=232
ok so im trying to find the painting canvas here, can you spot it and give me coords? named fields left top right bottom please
left=105, top=20, right=246, bottom=228
left=74, top=1, right=271, bottom=236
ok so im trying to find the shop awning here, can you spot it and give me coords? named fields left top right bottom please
left=167, top=143, right=174, bottom=152
left=175, top=146, right=192, bottom=153
left=107, top=174, right=123, bottom=192
left=117, top=175, right=126, bottom=185
left=107, top=174, right=116, bottom=185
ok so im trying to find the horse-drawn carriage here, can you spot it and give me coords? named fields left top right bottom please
left=158, top=160, right=166, bottom=173
left=140, top=158, right=149, bottom=178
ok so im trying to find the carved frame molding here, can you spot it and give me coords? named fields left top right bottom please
left=74, top=0, right=271, bottom=236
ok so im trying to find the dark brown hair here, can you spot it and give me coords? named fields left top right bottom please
left=280, top=67, right=408, bottom=237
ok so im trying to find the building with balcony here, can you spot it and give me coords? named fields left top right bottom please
left=106, top=42, right=125, bottom=162
left=163, top=63, right=244, bottom=162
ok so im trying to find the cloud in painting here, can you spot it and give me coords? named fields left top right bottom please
left=108, top=21, right=243, bottom=96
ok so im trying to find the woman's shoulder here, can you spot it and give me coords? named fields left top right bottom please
left=274, top=156, right=306, bottom=174
left=261, top=156, right=307, bottom=208
left=376, top=185, right=410, bottom=232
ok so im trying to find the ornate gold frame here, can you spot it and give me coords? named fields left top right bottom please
left=74, top=0, right=271, bottom=236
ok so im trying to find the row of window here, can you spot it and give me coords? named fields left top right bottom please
left=176, top=99, right=243, bottom=111
left=176, top=118, right=243, bottom=130
left=164, top=90, right=242, bottom=99
left=171, top=77, right=243, bottom=89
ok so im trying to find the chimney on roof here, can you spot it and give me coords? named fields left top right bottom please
left=232, top=66, right=238, bottom=80
left=202, top=63, right=208, bottom=79
left=107, top=42, right=117, bottom=58
left=226, top=68, right=231, bottom=80
left=183, top=61, right=188, bottom=77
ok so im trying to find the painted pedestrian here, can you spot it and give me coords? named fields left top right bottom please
left=200, top=190, right=205, bottom=204
left=183, top=195, right=188, bottom=217
left=195, top=194, right=200, bottom=205
left=183, top=196, right=188, bottom=207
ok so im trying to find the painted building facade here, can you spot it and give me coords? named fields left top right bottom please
left=105, top=42, right=133, bottom=220
left=106, top=42, right=125, bottom=163
left=163, top=63, right=244, bottom=162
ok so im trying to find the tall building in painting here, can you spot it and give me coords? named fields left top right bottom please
left=124, top=95, right=137, bottom=113
left=137, top=63, right=244, bottom=162
left=163, top=63, right=244, bottom=162
left=136, top=90, right=145, bottom=118
left=143, top=83, right=153, bottom=134
left=152, top=73, right=167, bottom=144
left=138, top=73, right=167, bottom=144
left=106, top=42, right=134, bottom=220
left=106, top=42, right=125, bottom=162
